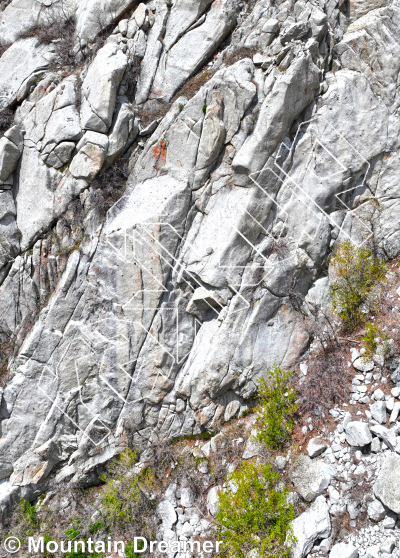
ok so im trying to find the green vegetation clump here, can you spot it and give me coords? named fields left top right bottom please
left=126, top=540, right=145, bottom=558
left=172, top=431, right=215, bottom=443
left=361, top=322, right=390, bottom=362
left=254, top=365, right=297, bottom=449
left=215, top=461, right=295, bottom=558
left=329, top=239, right=386, bottom=330
left=63, top=529, right=104, bottom=558
left=100, top=449, right=144, bottom=525
left=99, top=448, right=156, bottom=536
left=19, top=499, right=38, bottom=531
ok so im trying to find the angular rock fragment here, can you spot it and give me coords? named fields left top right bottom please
left=307, top=438, right=327, bottom=458
left=345, top=421, right=372, bottom=447
left=0, top=125, right=23, bottom=180
left=81, top=44, right=128, bottom=133
left=370, top=424, right=397, bottom=450
left=374, top=454, right=400, bottom=514
left=290, top=496, right=331, bottom=558
left=367, top=498, right=386, bottom=522
left=370, top=400, right=387, bottom=424
left=329, top=542, right=358, bottom=558
left=290, top=454, right=334, bottom=502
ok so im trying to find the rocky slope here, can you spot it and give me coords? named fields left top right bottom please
left=1, top=0, right=400, bottom=555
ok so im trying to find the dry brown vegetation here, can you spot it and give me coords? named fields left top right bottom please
left=20, top=16, right=76, bottom=68
left=0, top=107, right=14, bottom=137
left=293, top=256, right=400, bottom=444
left=91, top=158, right=130, bottom=217
left=222, top=46, right=255, bottom=66
left=173, top=68, right=217, bottom=104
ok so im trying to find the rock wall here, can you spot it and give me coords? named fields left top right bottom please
left=0, top=0, right=400, bottom=538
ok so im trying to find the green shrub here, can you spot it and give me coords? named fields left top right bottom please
left=215, top=462, right=295, bottom=558
left=100, top=449, right=155, bottom=530
left=19, top=499, right=38, bottom=531
left=64, top=529, right=103, bottom=558
left=361, top=322, right=390, bottom=361
left=126, top=540, right=145, bottom=558
left=90, top=521, right=103, bottom=534
left=254, top=365, right=297, bottom=449
left=329, top=239, right=386, bottom=330
left=100, top=449, right=141, bottom=525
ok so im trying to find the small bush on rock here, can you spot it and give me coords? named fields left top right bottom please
left=215, top=461, right=295, bottom=558
left=254, top=365, right=297, bottom=449
left=19, top=499, right=38, bottom=532
left=329, top=239, right=386, bottom=330
left=100, top=449, right=155, bottom=534
left=361, top=322, right=390, bottom=362
left=20, top=14, right=76, bottom=68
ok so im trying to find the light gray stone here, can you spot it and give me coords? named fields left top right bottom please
left=207, top=486, right=221, bottom=516
left=390, top=402, right=400, bottom=423
left=382, top=511, right=397, bottom=529
left=290, top=454, right=334, bottom=502
left=345, top=421, right=372, bottom=447
left=381, top=537, right=396, bottom=554
left=371, top=437, right=381, bottom=453
left=232, top=53, right=320, bottom=178
left=307, top=438, right=328, bottom=458
left=0, top=127, right=23, bottom=181
left=373, top=388, right=385, bottom=401
left=242, top=430, right=263, bottom=460
left=365, top=547, right=380, bottom=558
left=353, top=357, right=375, bottom=372
left=370, top=400, right=387, bottom=424
left=81, top=43, right=128, bottom=133
left=329, top=542, right=358, bottom=558
left=44, top=142, right=75, bottom=169
left=69, top=141, right=106, bottom=181
left=370, top=424, right=397, bottom=450
left=143, top=0, right=240, bottom=102
left=368, top=498, right=386, bottom=522
left=224, top=400, right=240, bottom=422
left=290, top=496, right=331, bottom=558
left=180, top=487, right=194, bottom=508
left=374, top=453, right=400, bottom=514
left=0, top=38, right=55, bottom=110
left=157, top=500, right=177, bottom=530
left=75, top=0, right=136, bottom=44
left=105, top=98, right=137, bottom=168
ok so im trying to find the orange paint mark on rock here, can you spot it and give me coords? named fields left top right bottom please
left=153, top=139, right=167, bottom=169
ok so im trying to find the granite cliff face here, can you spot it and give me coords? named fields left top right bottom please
left=0, top=0, right=400, bottom=538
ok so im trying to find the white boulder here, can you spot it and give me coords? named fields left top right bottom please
left=307, top=438, right=327, bottom=458
left=207, top=486, right=221, bottom=516
left=329, top=542, right=358, bottom=558
left=370, top=424, right=397, bottom=450
left=290, top=454, right=334, bottom=502
left=353, top=357, right=374, bottom=372
left=370, top=400, right=387, bottom=424
left=374, top=453, right=400, bottom=514
left=81, top=44, right=128, bottom=133
left=345, top=421, right=372, bottom=447
left=157, top=500, right=177, bottom=530
left=367, top=498, right=386, bottom=522
left=0, top=38, right=55, bottom=110
left=290, top=495, right=331, bottom=558
left=0, top=126, right=23, bottom=181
